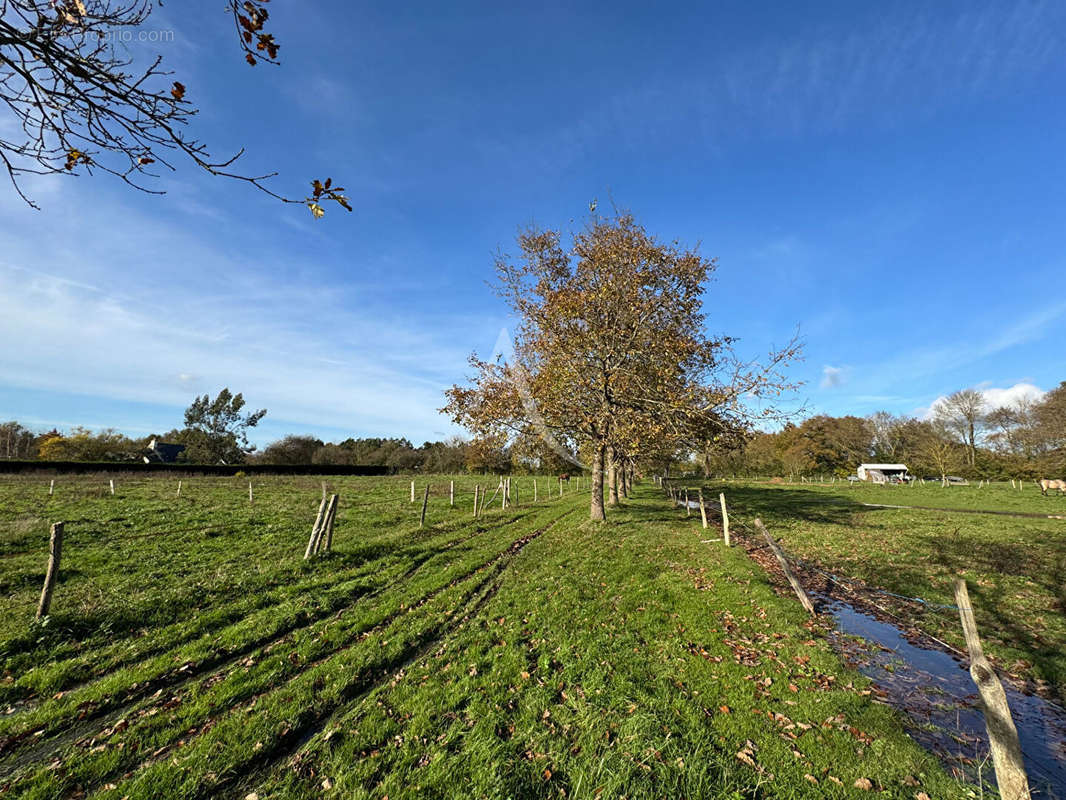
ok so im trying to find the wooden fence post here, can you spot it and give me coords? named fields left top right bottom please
left=534, top=479, right=538, bottom=502
left=719, top=493, right=731, bottom=547
left=754, top=518, right=815, bottom=615
left=473, top=484, right=480, bottom=517
left=49, top=479, right=54, bottom=496
left=420, top=485, right=430, bottom=528
left=684, top=488, right=690, bottom=517
left=482, top=482, right=501, bottom=516
left=698, top=489, right=708, bottom=529
left=176, top=480, right=182, bottom=498
left=322, top=494, right=339, bottom=551
left=304, top=496, right=329, bottom=559
left=450, top=480, right=454, bottom=507
left=249, top=481, right=254, bottom=504
left=410, top=480, right=415, bottom=503
left=109, top=479, right=115, bottom=495
left=954, top=579, right=1031, bottom=800
left=36, top=522, right=64, bottom=620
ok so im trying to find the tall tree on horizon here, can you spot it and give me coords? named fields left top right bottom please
left=934, top=388, right=986, bottom=467
left=443, top=211, right=800, bottom=521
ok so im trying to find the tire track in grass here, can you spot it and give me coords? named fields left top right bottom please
left=0, top=507, right=539, bottom=745
left=86, top=512, right=567, bottom=800
left=0, top=509, right=537, bottom=765
left=4, top=522, right=466, bottom=702
left=0, top=509, right=573, bottom=796
left=201, top=514, right=569, bottom=800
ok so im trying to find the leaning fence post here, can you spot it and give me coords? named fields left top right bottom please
left=698, top=489, right=708, bottom=529
left=109, top=479, right=115, bottom=496
left=719, top=493, right=731, bottom=547
left=304, top=496, right=329, bottom=559
left=754, top=518, right=815, bottom=615
left=419, top=485, right=430, bottom=528
left=36, top=522, right=64, bottom=620
left=312, top=494, right=338, bottom=555
left=176, top=480, right=182, bottom=498
left=49, top=479, right=54, bottom=496
left=322, top=494, right=339, bottom=551
left=954, top=579, right=1031, bottom=800
left=473, top=484, right=480, bottom=517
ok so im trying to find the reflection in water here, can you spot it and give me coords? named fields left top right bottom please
left=825, top=600, right=1066, bottom=799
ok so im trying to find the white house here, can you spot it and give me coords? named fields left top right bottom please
left=857, top=463, right=908, bottom=482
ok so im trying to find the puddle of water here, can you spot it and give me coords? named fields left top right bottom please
left=825, top=599, right=1066, bottom=799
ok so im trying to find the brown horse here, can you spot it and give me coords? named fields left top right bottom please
left=1039, top=479, right=1066, bottom=495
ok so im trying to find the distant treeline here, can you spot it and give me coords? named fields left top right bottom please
left=0, top=424, right=574, bottom=476
left=0, top=461, right=389, bottom=476
left=697, top=381, right=1066, bottom=480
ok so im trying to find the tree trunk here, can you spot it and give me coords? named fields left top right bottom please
left=590, top=443, right=607, bottom=521
left=607, top=445, right=619, bottom=506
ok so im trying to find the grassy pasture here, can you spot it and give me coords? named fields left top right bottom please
left=0, top=474, right=969, bottom=798
left=701, top=479, right=1066, bottom=703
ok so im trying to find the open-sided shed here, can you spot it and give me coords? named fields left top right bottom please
left=857, top=463, right=908, bottom=482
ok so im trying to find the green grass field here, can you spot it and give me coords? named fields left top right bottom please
left=1, top=473, right=976, bottom=798
left=696, top=479, right=1066, bottom=704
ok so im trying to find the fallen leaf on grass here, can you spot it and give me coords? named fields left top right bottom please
left=736, top=749, right=757, bottom=768
left=854, top=777, right=874, bottom=790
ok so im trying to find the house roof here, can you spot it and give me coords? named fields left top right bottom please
left=859, top=463, right=908, bottom=470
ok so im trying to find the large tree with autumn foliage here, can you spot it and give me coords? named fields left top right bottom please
left=443, top=211, right=800, bottom=521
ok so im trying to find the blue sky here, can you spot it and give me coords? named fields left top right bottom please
left=1, top=0, right=1064, bottom=446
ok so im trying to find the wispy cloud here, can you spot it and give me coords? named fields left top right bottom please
left=0, top=177, right=497, bottom=441
left=474, top=1, right=1066, bottom=175
left=820, top=365, right=848, bottom=389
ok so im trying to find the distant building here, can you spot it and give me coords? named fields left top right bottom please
left=856, top=463, right=908, bottom=483
left=144, top=438, right=186, bottom=464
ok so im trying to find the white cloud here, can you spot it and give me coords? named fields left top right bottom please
left=820, top=365, right=847, bottom=389
left=917, top=382, right=1046, bottom=420
left=0, top=179, right=497, bottom=442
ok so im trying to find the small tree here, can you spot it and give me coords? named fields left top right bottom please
left=179, top=388, right=265, bottom=464
left=0, top=421, right=37, bottom=459
left=934, top=388, right=986, bottom=467
left=915, top=420, right=962, bottom=485
left=1033, top=382, right=1066, bottom=459
left=258, top=434, right=323, bottom=465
